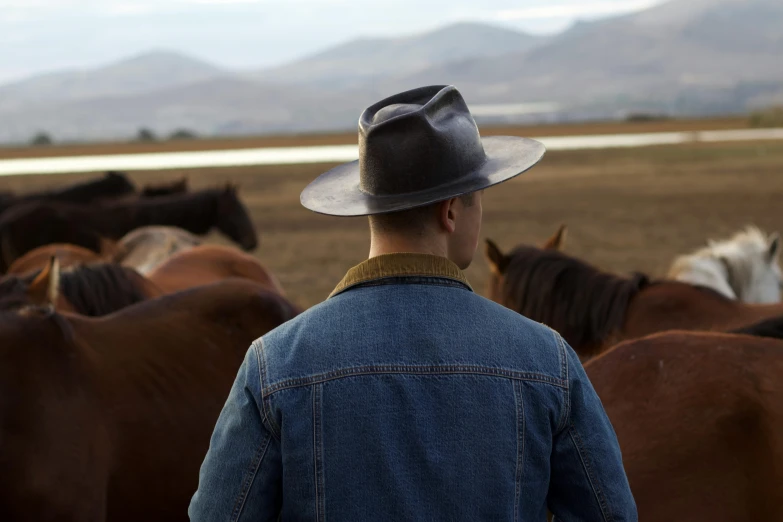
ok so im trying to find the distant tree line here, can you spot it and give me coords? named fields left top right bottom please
left=136, top=128, right=198, bottom=142
left=749, top=106, right=783, bottom=128
left=24, top=128, right=200, bottom=147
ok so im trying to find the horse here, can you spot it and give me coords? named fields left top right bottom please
left=668, top=226, right=782, bottom=303
left=0, top=185, right=258, bottom=273
left=0, top=279, right=299, bottom=522
left=147, top=244, right=286, bottom=296
left=0, top=257, right=163, bottom=316
left=485, top=228, right=783, bottom=359
left=1, top=247, right=287, bottom=316
left=139, top=177, right=189, bottom=198
left=586, top=331, right=783, bottom=521
left=111, top=226, right=203, bottom=275
left=6, top=243, right=105, bottom=275
left=0, top=171, right=136, bottom=215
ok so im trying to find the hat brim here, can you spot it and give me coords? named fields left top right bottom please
left=300, top=136, right=546, bottom=217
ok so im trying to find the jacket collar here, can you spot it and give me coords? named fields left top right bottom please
left=330, top=253, right=473, bottom=298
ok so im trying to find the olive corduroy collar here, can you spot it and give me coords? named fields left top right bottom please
left=329, top=253, right=473, bottom=298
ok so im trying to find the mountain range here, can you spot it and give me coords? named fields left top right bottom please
left=1, top=0, right=782, bottom=143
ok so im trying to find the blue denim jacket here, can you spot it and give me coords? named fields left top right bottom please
left=190, top=253, right=636, bottom=521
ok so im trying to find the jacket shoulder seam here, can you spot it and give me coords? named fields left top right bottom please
left=261, top=364, right=567, bottom=397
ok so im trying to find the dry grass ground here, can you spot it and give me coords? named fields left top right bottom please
left=2, top=138, right=782, bottom=310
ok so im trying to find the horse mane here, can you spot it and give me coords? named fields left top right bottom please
left=501, top=246, right=650, bottom=352
left=39, top=264, right=150, bottom=317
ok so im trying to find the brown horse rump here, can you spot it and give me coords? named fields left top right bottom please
left=587, top=331, right=783, bottom=521
left=0, top=279, right=299, bottom=522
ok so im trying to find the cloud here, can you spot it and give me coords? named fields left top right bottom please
left=495, top=0, right=662, bottom=21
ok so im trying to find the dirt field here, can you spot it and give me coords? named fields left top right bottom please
left=2, top=138, right=782, bottom=310
left=0, top=116, right=748, bottom=159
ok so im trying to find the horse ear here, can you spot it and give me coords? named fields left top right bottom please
left=485, top=239, right=509, bottom=275
left=768, top=233, right=780, bottom=262
left=27, top=256, right=60, bottom=307
left=543, top=224, right=567, bottom=251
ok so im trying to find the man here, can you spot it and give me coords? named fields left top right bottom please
left=189, top=85, right=637, bottom=521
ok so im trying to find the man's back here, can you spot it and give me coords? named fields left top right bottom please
left=189, top=255, right=636, bottom=521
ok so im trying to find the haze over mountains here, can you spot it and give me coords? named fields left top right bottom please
left=1, top=0, right=781, bottom=143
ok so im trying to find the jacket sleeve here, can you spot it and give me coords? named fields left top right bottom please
left=547, top=338, right=638, bottom=521
left=189, top=344, right=282, bottom=522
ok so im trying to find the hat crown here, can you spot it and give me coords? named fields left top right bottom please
left=358, top=85, right=487, bottom=197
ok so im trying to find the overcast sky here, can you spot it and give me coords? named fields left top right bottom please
left=0, top=0, right=664, bottom=83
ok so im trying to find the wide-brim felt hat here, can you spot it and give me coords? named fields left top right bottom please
left=300, top=85, right=546, bottom=217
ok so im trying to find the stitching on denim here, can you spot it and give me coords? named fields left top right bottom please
left=569, top=425, right=613, bottom=522
left=313, top=384, right=325, bottom=522
left=513, top=381, right=525, bottom=522
left=554, top=332, right=570, bottom=435
left=230, top=431, right=271, bottom=522
left=262, top=365, right=567, bottom=397
left=254, top=339, right=281, bottom=441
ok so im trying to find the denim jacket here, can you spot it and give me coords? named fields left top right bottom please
left=189, top=253, right=637, bottom=521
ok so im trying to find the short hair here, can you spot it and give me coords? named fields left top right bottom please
left=368, top=192, right=475, bottom=235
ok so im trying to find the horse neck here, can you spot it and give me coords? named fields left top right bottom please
left=103, top=190, right=220, bottom=237
left=58, top=265, right=161, bottom=316
left=504, top=255, right=646, bottom=358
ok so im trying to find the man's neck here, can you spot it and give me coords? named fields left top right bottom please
left=368, top=233, right=448, bottom=260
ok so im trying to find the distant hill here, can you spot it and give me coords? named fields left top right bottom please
left=0, top=51, right=225, bottom=108
left=0, top=78, right=378, bottom=141
left=1, top=2, right=783, bottom=142
left=251, top=22, right=543, bottom=88
left=391, top=0, right=783, bottom=112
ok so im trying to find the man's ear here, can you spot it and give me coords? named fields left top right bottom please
left=438, top=198, right=458, bottom=234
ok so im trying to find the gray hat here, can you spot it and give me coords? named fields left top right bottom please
left=300, top=85, right=546, bottom=216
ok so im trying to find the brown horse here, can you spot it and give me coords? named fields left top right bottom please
left=112, top=226, right=202, bottom=275
left=485, top=231, right=783, bottom=359
left=0, top=185, right=257, bottom=273
left=0, top=258, right=163, bottom=316
left=587, top=331, right=783, bottom=521
left=148, top=244, right=286, bottom=296
left=6, top=243, right=106, bottom=275
left=0, top=279, right=299, bottom=522
left=0, top=171, right=136, bottom=215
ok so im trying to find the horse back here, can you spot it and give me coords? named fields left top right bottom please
left=587, top=331, right=783, bottom=521
left=625, top=282, right=783, bottom=339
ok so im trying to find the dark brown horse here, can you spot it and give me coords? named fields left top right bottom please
left=587, top=331, right=783, bottom=521
left=138, top=177, right=189, bottom=198
left=0, top=185, right=257, bottom=272
left=0, top=279, right=298, bottom=522
left=0, top=171, right=135, bottom=215
left=485, top=234, right=783, bottom=358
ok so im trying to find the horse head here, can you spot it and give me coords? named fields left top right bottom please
left=0, top=256, right=63, bottom=313
left=215, top=184, right=258, bottom=251
left=705, top=226, right=781, bottom=304
left=484, top=224, right=567, bottom=303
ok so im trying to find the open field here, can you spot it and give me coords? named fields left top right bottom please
left=0, top=116, right=750, bottom=159
left=2, top=139, right=782, bottom=309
